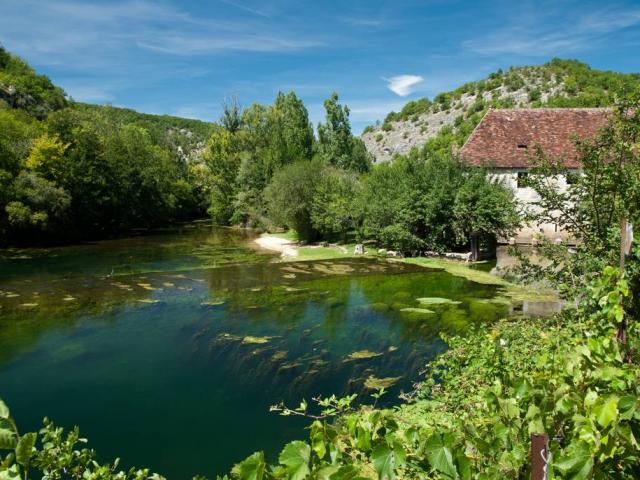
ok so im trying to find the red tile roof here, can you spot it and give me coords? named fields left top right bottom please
left=460, top=108, right=612, bottom=168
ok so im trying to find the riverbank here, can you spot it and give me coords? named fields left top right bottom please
left=255, top=233, right=558, bottom=304
left=255, top=233, right=365, bottom=261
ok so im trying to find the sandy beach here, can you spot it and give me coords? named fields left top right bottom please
left=254, top=234, right=298, bottom=258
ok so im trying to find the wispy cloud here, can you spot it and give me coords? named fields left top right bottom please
left=219, top=0, right=271, bottom=18
left=0, top=0, right=324, bottom=66
left=464, top=4, right=640, bottom=56
left=341, top=17, right=383, bottom=27
left=65, top=86, right=115, bottom=103
left=137, top=34, right=322, bottom=55
left=383, top=75, right=424, bottom=96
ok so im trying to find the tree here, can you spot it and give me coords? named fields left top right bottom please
left=230, top=92, right=315, bottom=227
left=267, top=91, right=314, bottom=165
left=6, top=171, right=70, bottom=234
left=221, top=96, right=242, bottom=133
left=360, top=153, right=464, bottom=253
left=358, top=152, right=520, bottom=255
left=317, top=92, right=371, bottom=172
left=24, top=133, right=68, bottom=181
left=310, top=167, right=360, bottom=241
left=203, top=127, right=240, bottom=224
left=264, top=159, right=323, bottom=241
left=453, top=170, right=520, bottom=259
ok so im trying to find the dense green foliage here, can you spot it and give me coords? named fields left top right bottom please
left=200, top=90, right=373, bottom=234
left=0, top=46, right=214, bottom=244
left=358, top=154, right=519, bottom=253
left=0, top=46, right=522, bottom=255
left=260, top=151, right=518, bottom=250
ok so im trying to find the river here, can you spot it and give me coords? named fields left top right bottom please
left=0, top=222, right=525, bottom=478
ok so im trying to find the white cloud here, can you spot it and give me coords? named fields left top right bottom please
left=341, top=17, right=383, bottom=27
left=463, top=5, right=640, bottom=56
left=65, top=86, right=115, bottom=103
left=383, top=75, right=424, bottom=96
left=219, top=0, right=271, bottom=18
left=0, top=0, right=324, bottom=68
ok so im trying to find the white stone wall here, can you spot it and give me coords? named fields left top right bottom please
left=490, top=168, right=578, bottom=244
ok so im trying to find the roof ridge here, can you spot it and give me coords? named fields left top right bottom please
left=459, top=105, right=611, bottom=169
left=458, top=108, right=492, bottom=154
left=489, top=107, right=613, bottom=112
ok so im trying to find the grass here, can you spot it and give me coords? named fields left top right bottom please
left=293, top=244, right=365, bottom=261
left=269, top=230, right=300, bottom=242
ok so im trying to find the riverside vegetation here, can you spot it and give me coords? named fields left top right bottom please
left=1, top=46, right=640, bottom=478
left=0, top=45, right=519, bottom=253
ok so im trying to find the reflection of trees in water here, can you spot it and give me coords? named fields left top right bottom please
left=0, top=256, right=510, bottom=402
left=0, top=276, right=159, bottom=365
left=185, top=266, right=506, bottom=403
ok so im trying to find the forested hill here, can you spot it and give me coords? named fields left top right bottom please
left=0, top=46, right=214, bottom=158
left=362, top=59, right=640, bottom=162
left=0, top=46, right=376, bottom=246
left=0, top=46, right=214, bottom=244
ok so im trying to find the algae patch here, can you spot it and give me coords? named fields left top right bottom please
left=242, top=335, right=273, bottom=345
left=364, top=375, right=400, bottom=389
left=345, top=350, right=383, bottom=361
left=417, top=297, right=461, bottom=305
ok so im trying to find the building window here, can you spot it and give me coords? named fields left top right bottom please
left=566, top=172, right=578, bottom=185
left=517, top=143, right=528, bottom=149
left=517, top=171, right=528, bottom=188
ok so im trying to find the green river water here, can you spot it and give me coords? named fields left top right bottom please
left=0, top=222, right=531, bottom=478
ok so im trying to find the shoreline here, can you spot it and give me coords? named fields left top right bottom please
left=253, top=234, right=299, bottom=258
left=254, top=233, right=557, bottom=303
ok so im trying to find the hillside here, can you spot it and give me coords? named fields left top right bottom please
left=0, top=46, right=213, bottom=158
left=0, top=46, right=66, bottom=118
left=0, top=46, right=216, bottom=243
left=362, top=59, right=640, bottom=162
left=72, top=103, right=214, bottom=161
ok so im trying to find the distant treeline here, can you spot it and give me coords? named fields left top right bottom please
left=0, top=46, right=518, bottom=251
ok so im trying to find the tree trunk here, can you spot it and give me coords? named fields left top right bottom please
left=470, top=234, right=479, bottom=261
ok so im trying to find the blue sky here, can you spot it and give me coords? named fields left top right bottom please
left=1, top=0, right=639, bottom=133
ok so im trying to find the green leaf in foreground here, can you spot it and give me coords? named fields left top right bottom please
left=16, top=432, right=37, bottom=466
left=231, top=451, right=265, bottom=480
left=425, top=434, right=457, bottom=479
left=278, top=440, right=310, bottom=480
left=0, top=400, right=9, bottom=420
left=596, top=397, right=618, bottom=428
left=372, top=443, right=396, bottom=480
left=0, top=425, right=17, bottom=450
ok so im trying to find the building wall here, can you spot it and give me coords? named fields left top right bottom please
left=491, top=168, right=578, bottom=245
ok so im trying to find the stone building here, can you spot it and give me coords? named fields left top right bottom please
left=460, top=108, right=612, bottom=244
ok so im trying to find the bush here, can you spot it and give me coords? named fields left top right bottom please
left=376, top=224, right=424, bottom=253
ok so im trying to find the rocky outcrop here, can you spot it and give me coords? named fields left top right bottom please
left=361, top=68, right=564, bottom=163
